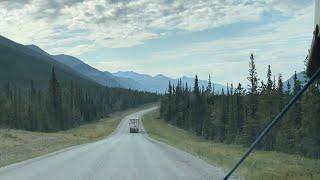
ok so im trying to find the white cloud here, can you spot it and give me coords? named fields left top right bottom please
left=143, top=4, right=314, bottom=84
left=50, top=44, right=95, bottom=56
left=0, top=0, right=314, bottom=85
left=0, top=0, right=310, bottom=54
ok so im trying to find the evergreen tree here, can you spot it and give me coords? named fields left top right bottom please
left=27, top=80, right=37, bottom=130
left=206, top=74, right=212, bottom=94
left=260, top=65, right=277, bottom=150
left=243, top=53, right=260, bottom=145
left=301, top=81, right=320, bottom=158
left=277, top=74, right=285, bottom=111
left=194, top=75, right=200, bottom=97
left=48, top=67, right=63, bottom=130
left=226, top=82, right=237, bottom=142
left=286, top=81, right=291, bottom=95
left=159, top=69, right=320, bottom=158
left=266, top=65, right=273, bottom=92
left=234, top=83, right=245, bottom=139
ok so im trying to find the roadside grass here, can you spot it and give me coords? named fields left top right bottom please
left=0, top=103, right=156, bottom=168
left=142, top=111, right=320, bottom=180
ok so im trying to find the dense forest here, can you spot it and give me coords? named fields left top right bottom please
left=160, top=54, right=320, bottom=158
left=0, top=68, right=158, bottom=132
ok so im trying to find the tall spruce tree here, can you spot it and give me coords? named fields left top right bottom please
left=301, top=81, right=320, bottom=158
left=48, top=67, right=63, bottom=130
left=159, top=69, right=320, bottom=158
left=234, top=83, right=245, bottom=138
left=260, top=65, right=277, bottom=150
left=277, top=74, right=285, bottom=111
left=243, top=53, right=260, bottom=145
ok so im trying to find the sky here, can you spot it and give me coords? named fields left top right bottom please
left=0, top=0, right=315, bottom=85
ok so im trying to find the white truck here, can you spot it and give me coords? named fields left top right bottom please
left=129, top=118, right=139, bottom=133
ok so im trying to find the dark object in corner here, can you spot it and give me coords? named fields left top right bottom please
left=306, top=25, right=320, bottom=78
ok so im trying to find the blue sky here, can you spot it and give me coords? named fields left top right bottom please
left=0, top=0, right=315, bottom=85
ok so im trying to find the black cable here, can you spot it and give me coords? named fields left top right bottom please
left=223, top=67, right=320, bottom=180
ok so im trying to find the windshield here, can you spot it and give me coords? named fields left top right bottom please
left=0, top=1, right=319, bottom=180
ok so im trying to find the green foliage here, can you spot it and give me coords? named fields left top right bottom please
left=160, top=53, right=320, bottom=159
left=0, top=43, right=158, bottom=131
left=0, top=45, right=94, bottom=88
left=0, top=70, right=158, bottom=132
left=143, top=111, right=320, bottom=180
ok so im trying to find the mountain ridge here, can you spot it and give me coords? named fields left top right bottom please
left=3, top=37, right=305, bottom=94
left=112, top=71, right=227, bottom=93
left=0, top=35, right=99, bottom=88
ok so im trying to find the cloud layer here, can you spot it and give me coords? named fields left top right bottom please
left=0, top=0, right=312, bottom=52
left=0, top=0, right=314, bottom=85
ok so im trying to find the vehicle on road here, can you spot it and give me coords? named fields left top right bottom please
left=129, top=118, right=140, bottom=133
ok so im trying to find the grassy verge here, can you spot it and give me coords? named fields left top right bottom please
left=142, top=110, right=320, bottom=180
left=0, top=103, right=156, bottom=168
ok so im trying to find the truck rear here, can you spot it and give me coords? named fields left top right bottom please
left=129, top=118, right=139, bottom=133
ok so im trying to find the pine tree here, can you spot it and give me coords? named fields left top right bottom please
left=286, top=81, right=291, bottom=95
left=226, top=82, right=237, bottom=142
left=267, top=65, right=273, bottom=92
left=194, top=75, right=200, bottom=97
left=234, top=83, right=245, bottom=138
left=206, top=74, right=212, bottom=94
left=167, top=81, right=173, bottom=121
left=27, top=80, right=37, bottom=131
left=301, top=81, right=320, bottom=158
left=260, top=65, right=277, bottom=150
left=243, top=53, right=260, bottom=145
left=292, top=72, right=303, bottom=128
left=48, top=67, right=63, bottom=130
left=277, top=74, right=285, bottom=111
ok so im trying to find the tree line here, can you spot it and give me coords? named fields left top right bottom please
left=160, top=54, right=320, bottom=158
left=0, top=68, right=158, bottom=132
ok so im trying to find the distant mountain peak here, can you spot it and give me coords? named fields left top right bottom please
left=26, top=44, right=39, bottom=48
left=154, top=74, right=166, bottom=78
left=25, top=44, right=50, bottom=56
left=112, top=71, right=226, bottom=93
left=284, top=71, right=308, bottom=91
left=55, top=54, right=71, bottom=57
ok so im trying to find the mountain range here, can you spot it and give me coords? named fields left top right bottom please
left=25, top=45, right=128, bottom=88
left=27, top=44, right=226, bottom=93
left=0, top=35, right=97, bottom=88
left=284, top=72, right=307, bottom=90
left=112, top=71, right=226, bottom=93
left=0, top=35, right=226, bottom=93
left=38, top=51, right=228, bottom=93
left=13, top=40, right=227, bottom=93
left=0, top=34, right=306, bottom=94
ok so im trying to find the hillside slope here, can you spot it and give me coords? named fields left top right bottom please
left=52, top=54, right=123, bottom=88
left=284, top=71, right=308, bottom=90
left=0, top=36, right=97, bottom=88
left=25, top=45, right=143, bottom=90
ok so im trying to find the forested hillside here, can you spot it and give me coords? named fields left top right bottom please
left=0, top=68, right=158, bottom=132
left=160, top=54, right=320, bottom=158
left=0, top=36, right=158, bottom=132
left=0, top=38, right=93, bottom=88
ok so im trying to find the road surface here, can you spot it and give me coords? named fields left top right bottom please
left=0, top=107, right=235, bottom=180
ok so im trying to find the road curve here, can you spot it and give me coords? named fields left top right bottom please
left=0, top=107, right=233, bottom=180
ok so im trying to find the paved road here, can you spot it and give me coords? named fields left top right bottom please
left=0, top=107, right=234, bottom=180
